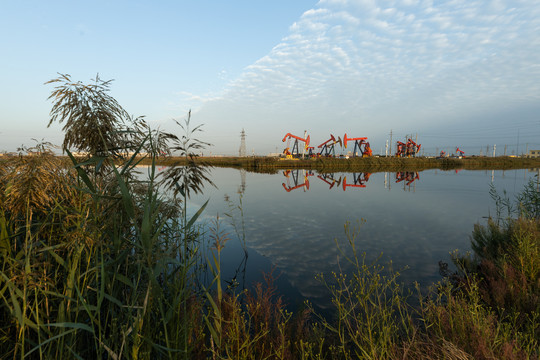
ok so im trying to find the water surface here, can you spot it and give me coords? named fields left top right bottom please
left=185, top=167, right=537, bottom=310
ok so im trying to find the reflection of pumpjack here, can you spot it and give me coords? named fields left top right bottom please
left=395, top=171, right=419, bottom=186
left=282, top=133, right=310, bottom=158
left=342, top=173, right=371, bottom=190
left=344, top=134, right=372, bottom=157
left=318, top=134, right=342, bottom=157
left=282, top=169, right=311, bottom=192
left=317, top=173, right=342, bottom=189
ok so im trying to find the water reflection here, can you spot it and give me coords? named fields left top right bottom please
left=343, top=173, right=371, bottom=189
left=317, top=173, right=342, bottom=189
left=189, top=167, right=536, bottom=312
left=283, top=171, right=372, bottom=192
left=279, top=170, right=423, bottom=193
left=395, top=171, right=420, bottom=191
left=281, top=169, right=313, bottom=192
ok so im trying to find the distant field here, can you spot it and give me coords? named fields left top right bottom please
left=139, top=155, right=540, bottom=172
left=5, top=155, right=537, bottom=172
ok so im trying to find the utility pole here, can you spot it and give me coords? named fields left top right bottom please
left=493, top=144, right=496, bottom=157
left=416, top=133, right=419, bottom=157
left=389, top=129, right=393, bottom=156
left=517, top=130, right=520, bottom=157
left=385, top=140, right=388, bottom=156
left=302, top=130, right=307, bottom=159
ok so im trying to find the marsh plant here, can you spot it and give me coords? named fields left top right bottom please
left=433, top=180, right=540, bottom=359
left=0, top=74, right=212, bottom=359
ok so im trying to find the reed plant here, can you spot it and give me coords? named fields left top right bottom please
left=310, top=221, right=414, bottom=360
left=0, top=75, right=212, bottom=359
left=202, top=216, right=315, bottom=359
left=430, top=179, right=540, bottom=359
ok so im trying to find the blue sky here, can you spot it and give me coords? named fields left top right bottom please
left=2, top=0, right=540, bottom=156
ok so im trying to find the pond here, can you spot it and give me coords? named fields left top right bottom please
left=180, top=167, right=538, bottom=311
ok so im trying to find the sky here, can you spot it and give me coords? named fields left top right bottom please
left=2, top=0, right=540, bottom=156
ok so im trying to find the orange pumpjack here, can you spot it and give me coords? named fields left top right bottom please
left=318, top=134, right=342, bottom=157
left=282, top=132, right=310, bottom=158
left=343, top=134, right=372, bottom=157
left=395, top=139, right=421, bottom=157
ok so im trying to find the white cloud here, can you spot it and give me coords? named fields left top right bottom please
left=193, top=0, right=540, bottom=154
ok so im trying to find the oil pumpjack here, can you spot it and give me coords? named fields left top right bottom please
left=395, top=138, right=421, bottom=157
left=343, top=134, right=372, bottom=157
left=318, top=134, right=342, bottom=157
left=282, top=132, right=310, bottom=159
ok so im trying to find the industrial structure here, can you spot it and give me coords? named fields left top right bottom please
left=280, top=132, right=374, bottom=158
left=277, top=132, right=428, bottom=159
left=395, top=138, right=421, bottom=157
left=344, top=134, right=372, bottom=157
left=239, top=129, right=246, bottom=157
left=282, top=132, right=310, bottom=159
left=317, top=134, right=342, bottom=157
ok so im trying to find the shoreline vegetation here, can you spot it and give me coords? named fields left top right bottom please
left=138, top=155, right=540, bottom=172
left=3, top=154, right=540, bottom=174
left=1, top=75, right=538, bottom=359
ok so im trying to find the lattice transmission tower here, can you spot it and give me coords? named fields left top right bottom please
left=239, top=128, right=246, bottom=157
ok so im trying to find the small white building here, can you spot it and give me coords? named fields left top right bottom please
left=528, top=150, right=540, bottom=158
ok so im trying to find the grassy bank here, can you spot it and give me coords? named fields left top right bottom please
left=134, top=155, right=540, bottom=173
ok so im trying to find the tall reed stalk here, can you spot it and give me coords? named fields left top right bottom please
left=0, top=76, right=213, bottom=359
